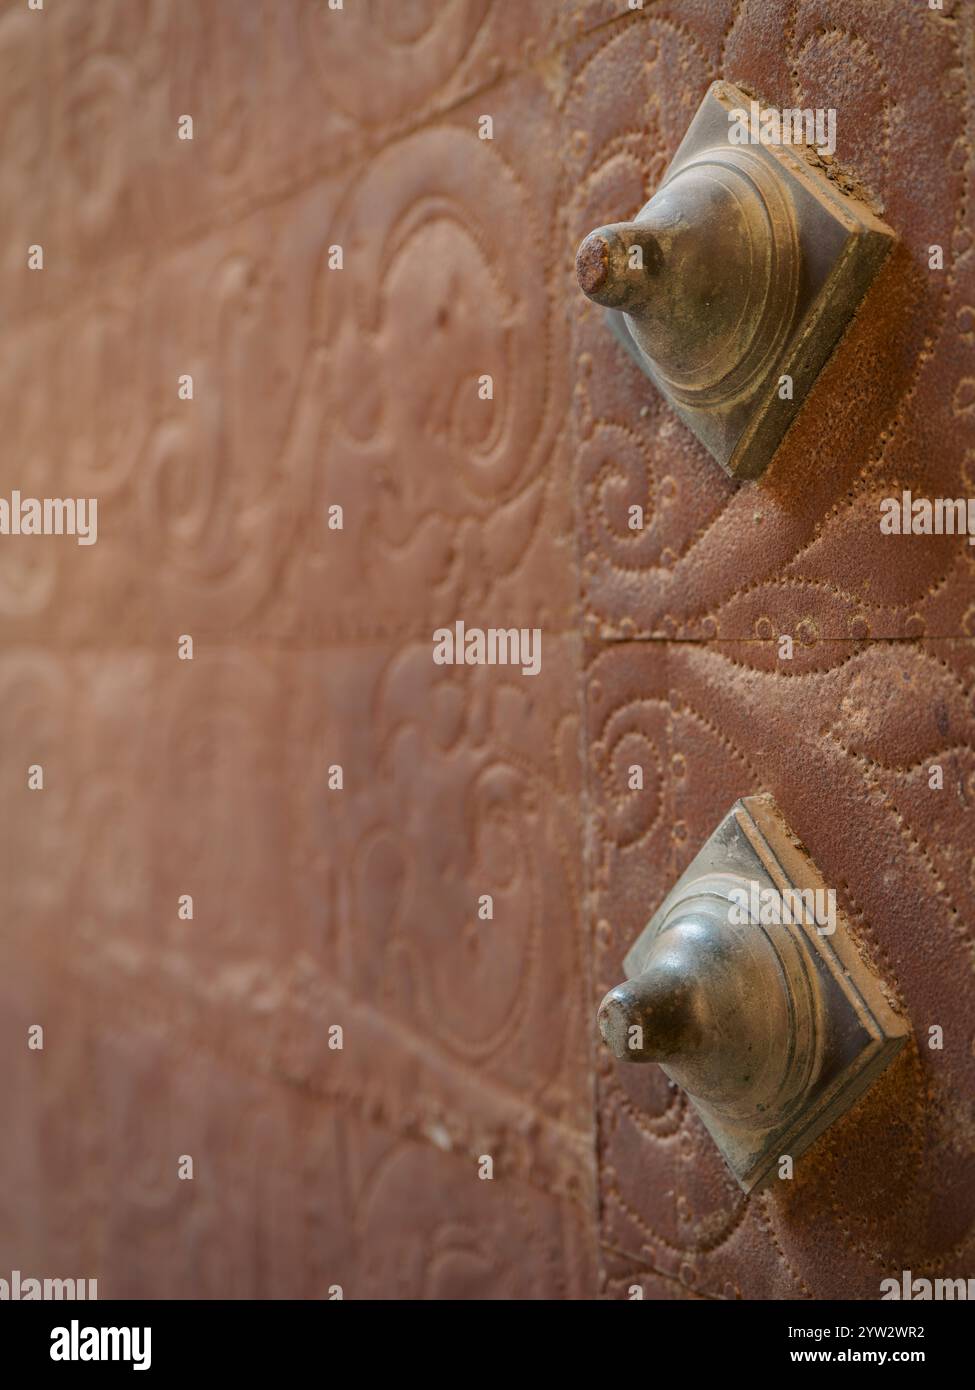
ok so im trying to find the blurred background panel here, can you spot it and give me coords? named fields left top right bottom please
left=0, top=0, right=595, bottom=1300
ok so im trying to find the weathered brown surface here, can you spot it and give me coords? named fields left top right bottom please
left=0, top=0, right=972, bottom=1301
left=573, top=0, right=975, bottom=1298
left=572, top=0, right=974, bottom=643
left=588, top=637, right=975, bottom=1296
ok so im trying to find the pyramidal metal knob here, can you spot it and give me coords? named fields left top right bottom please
left=574, top=80, right=895, bottom=479
left=596, top=795, right=909, bottom=1191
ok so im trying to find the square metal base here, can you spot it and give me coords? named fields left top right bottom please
left=608, top=81, right=895, bottom=479
left=623, top=795, right=909, bottom=1191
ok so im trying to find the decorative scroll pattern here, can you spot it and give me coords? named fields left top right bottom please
left=0, top=0, right=972, bottom=1301
left=0, top=0, right=597, bottom=1301
left=576, top=0, right=975, bottom=1300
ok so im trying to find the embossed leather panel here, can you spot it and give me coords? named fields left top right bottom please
left=0, top=0, right=972, bottom=1303
left=588, top=636, right=975, bottom=1297
left=575, top=0, right=974, bottom=1300
left=572, top=0, right=974, bottom=643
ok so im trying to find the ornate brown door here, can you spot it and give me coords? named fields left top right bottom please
left=0, top=0, right=971, bottom=1306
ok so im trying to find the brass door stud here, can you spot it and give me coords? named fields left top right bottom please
left=597, top=795, right=909, bottom=1191
left=576, top=81, right=895, bottom=479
